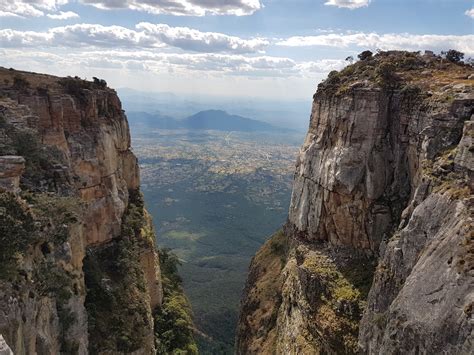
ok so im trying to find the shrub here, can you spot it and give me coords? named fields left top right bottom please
left=375, top=62, right=400, bottom=89
left=154, top=248, right=197, bottom=355
left=13, top=76, right=30, bottom=91
left=0, top=192, right=36, bottom=278
left=25, top=193, right=81, bottom=245
left=7, top=127, right=65, bottom=189
left=84, top=191, right=152, bottom=353
left=92, top=77, right=107, bottom=89
left=58, top=77, right=90, bottom=105
left=442, top=49, right=464, bottom=63
left=358, top=50, right=373, bottom=61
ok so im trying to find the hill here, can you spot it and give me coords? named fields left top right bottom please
left=128, top=109, right=287, bottom=132
left=183, top=110, right=282, bottom=132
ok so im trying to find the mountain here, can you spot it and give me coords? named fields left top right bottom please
left=117, top=88, right=311, bottom=132
left=0, top=69, right=196, bottom=354
left=183, top=110, right=283, bottom=132
left=128, top=109, right=288, bottom=132
left=127, top=111, right=182, bottom=130
left=237, top=51, right=474, bottom=354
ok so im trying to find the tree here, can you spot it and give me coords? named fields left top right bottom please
left=442, top=50, right=464, bottom=63
left=375, top=63, right=400, bottom=88
left=92, top=77, right=107, bottom=88
left=358, top=50, right=373, bottom=61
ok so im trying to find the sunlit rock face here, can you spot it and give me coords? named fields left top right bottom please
left=0, top=68, right=161, bottom=354
left=237, top=52, right=474, bottom=354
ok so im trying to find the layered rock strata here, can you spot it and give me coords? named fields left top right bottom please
left=0, top=69, right=162, bottom=354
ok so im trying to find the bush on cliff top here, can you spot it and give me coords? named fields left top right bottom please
left=317, top=50, right=471, bottom=96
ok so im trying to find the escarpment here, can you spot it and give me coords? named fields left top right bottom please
left=237, top=51, right=473, bottom=354
left=0, top=68, right=195, bottom=354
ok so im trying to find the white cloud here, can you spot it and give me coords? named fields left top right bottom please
left=0, top=23, right=268, bottom=54
left=0, top=48, right=344, bottom=78
left=136, top=23, right=268, bottom=53
left=80, top=0, right=262, bottom=16
left=0, top=0, right=67, bottom=17
left=47, top=10, right=79, bottom=19
left=324, top=0, right=370, bottom=9
left=465, top=8, right=474, bottom=18
left=0, top=11, right=22, bottom=17
left=277, top=32, right=474, bottom=56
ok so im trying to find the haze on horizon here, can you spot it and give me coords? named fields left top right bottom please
left=0, top=0, right=473, bottom=100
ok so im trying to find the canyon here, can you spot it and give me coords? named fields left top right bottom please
left=0, top=50, right=472, bottom=355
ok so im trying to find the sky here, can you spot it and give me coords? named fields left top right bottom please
left=0, top=0, right=473, bottom=99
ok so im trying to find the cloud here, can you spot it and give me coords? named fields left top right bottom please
left=0, top=25, right=148, bottom=48
left=0, top=0, right=67, bottom=17
left=465, top=8, right=474, bottom=18
left=324, top=0, right=370, bottom=9
left=0, top=48, right=345, bottom=78
left=136, top=23, right=268, bottom=53
left=80, top=0, right=262, bottom=16
left=47, top=10, right=79, bottom=19
left=0, top=23, right=268, bottom=54
left=277, top=32, right=474, bottom=56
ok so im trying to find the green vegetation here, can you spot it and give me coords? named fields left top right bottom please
left=0, top=192, right=36, bottom=278
left=12, top=75, right=30, bottom=91
left=92, top=77, right=107, bottom=88
left=0, top=118, right=66, bottom=189
left=58, top=76, right=90, bottom=105
left=134, top=129, right=297, bottom=353
left=24, top=192, right=81, bottom=245
left=317, top=50, right=471, bottom=96
left=375, top=62, right=401, bottom=89
left=84, top=190, right=152, bottom=354
left=34, top=260, right=79, bottom=353
left=442, top=49, right=464, bottom=64
left=154, top=248, right=198, bottom=355
left=0, top=190, right=82, bottom=349
left=358, top=50, right=373, bottom=61
left=302, top=250, right=375, bottom=354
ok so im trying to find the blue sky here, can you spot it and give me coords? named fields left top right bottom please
left=0, top=0, right=473, bottom=99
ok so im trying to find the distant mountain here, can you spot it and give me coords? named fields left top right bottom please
left=128, top=109, right=289, bottom=132
left=183, top=110, right=282, bottom=132
left=127, top=111, right=181, bottom=129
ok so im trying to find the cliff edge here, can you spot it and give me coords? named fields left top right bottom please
left=0, top=68, right=196, bottom=354
left=237, top=51, right=473, bottom=354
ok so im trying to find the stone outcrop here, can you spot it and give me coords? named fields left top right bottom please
left=237, top=51, right=474, bottom=354
left=0, top=68, right=163, bottom=354
left=0, top=156, right=24, bottom=192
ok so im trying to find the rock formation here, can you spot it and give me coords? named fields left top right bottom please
left=0, top=69, right=195, bottom=354
left=237, top=51, right=473, bottom=354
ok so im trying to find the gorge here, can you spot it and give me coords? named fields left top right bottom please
left=0, top=49, right=473, bottom=355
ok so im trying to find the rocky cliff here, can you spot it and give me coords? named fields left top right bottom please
left=237, top=51, right=473, bottom=354
left=0, top=68, right=196, bottom=354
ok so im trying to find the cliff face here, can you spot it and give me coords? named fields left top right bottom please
left=0, top=69, right=168, bottom=353
left=237, top=51, right=473, bottom=354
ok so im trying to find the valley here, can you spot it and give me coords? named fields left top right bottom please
left=130, top=126, right=304, bottom=353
